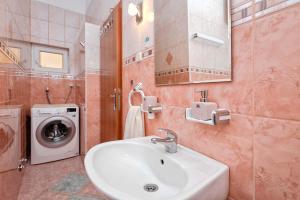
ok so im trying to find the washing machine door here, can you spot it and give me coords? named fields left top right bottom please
left=36, top=116, right=76, bottom=148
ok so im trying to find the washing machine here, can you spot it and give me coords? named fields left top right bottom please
left=31, top=104, right=79, bottom=165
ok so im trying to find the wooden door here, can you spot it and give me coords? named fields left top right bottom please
left=100, top=3, right=122, bottom=142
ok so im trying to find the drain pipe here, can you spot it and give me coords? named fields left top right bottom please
left=45, top=87, right=51, bottom=104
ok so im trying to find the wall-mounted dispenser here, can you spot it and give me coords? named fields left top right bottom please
left=186, top=89, right=230, bottom=125
left=128, top=83, right=162, bottom=119
left=190, top=90, right=218, bottom=121
left=142, top=96, right=162, bottom=119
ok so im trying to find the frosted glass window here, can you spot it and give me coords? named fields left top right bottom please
left=39, top=51, right=63, bottom=69
left=8, top=47, right=21, bottom=61
left=0, top=47, right=21, bottom=64
left=32, top=45, right=68, bottom=73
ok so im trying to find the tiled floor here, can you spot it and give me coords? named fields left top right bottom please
left=18, top=157, right=109, bottom=200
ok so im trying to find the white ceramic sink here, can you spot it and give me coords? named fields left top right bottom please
left=84, top=136, right=229, bottom=200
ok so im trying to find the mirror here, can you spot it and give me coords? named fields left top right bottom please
left=154, top=0, right=231, bottom=85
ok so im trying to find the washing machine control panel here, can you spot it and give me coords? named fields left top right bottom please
left=32, top=106, right=78, bottom=118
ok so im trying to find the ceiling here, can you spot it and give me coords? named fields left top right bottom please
left=35, top=0, right=92, bottom=14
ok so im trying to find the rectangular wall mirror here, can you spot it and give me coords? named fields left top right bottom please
left=154, top=0, right=232, bottom=86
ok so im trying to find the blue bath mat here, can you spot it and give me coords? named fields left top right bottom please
left=52, top=173, right=89, bottom=194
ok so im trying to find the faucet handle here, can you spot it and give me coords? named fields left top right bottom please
left=157, top=128, right=178, bottom=140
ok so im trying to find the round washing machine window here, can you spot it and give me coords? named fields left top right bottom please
left=36, top=116, right=76, bottom=148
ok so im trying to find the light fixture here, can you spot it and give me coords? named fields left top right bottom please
left=128, top=3, right=139, bottom=16
left=128, top=2, right=143, bottom=24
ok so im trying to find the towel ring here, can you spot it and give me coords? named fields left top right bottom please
left=128, top=89, right=145, bottom=107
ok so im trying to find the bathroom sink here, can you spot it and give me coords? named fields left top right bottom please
left=84, top=136, right=229, bottom=200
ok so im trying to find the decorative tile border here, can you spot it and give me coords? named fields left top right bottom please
left=189, top=71, right=231, bottom=82
left=254, top=0, right=300, bottom=19
left=231, top=0, right=300, bottom=26
left=123, top=47, right=154, bottom=66
left=155, top=66, right=231, bottom=85
left=28, top=72, right=74, bottom=79
left=231, top=0, right=254, bottom=26
left=0, top=68, right=75, bottom=80
left=155, top=66, right=230, bottom=77
left=86, top=69, right=102, bottom=75
left=155, top=71, right=190, bottom=85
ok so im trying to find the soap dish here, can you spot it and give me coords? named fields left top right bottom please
left=185, top=108, right=230, bottom=126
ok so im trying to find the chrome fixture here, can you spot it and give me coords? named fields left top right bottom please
left=79, top=41, right=85, bottom=47
left=134, top=82, right=143, bottom=91
left=128, top=83, right=145, bottom=107
left=195, top=89, right=208, bottom=102
left=18, top=158, right=27, bottom=172
left=213, top=109, right=231, bottom=125
left=148, top=105, right=162, bottom=114
left=129, top=83, right=162, bottom=119
left=192, top=33, right=224, bottom=46
left=151, top=128, right=178, bottom=153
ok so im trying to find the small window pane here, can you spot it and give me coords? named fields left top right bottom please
left=40, top=51, right=63, bottom=69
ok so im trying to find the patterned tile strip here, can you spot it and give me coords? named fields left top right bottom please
left=123, top=47, right=154, bottom=66
left=232, top=0, right=299, bottom=26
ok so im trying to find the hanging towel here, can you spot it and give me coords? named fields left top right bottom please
left=124, top=106, right=145, bottom=139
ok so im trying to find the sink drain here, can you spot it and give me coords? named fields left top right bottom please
left=144, top=184, right=159, bottom=192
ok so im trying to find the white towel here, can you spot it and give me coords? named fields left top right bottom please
left=124, top=106, right=145, bottom=139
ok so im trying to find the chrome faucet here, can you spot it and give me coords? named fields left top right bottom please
left=151, top=128, right=178, bottom=153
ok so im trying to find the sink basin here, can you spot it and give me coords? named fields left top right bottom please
left=84, top=136, right=229, bottom=200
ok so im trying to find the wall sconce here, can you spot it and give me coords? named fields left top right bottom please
left=128, top=2, right=143, bottom=24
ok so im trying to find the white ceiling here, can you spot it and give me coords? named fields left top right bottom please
left=85, top=0, right=119, bottom=24
left=35, top=0, right=91, bottom=14
left=34, top=0, right=120, bottom=26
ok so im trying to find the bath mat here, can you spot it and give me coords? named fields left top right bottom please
left=52, top=173, right=89, bottom=194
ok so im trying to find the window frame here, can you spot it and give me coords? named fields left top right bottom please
left=32, top=45, right=69, bottom=73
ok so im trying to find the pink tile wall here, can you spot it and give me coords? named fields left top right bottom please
left=0, top=67, right=29, bottom=200
left=75, top=72, right=101, bottom=154
left=29, top=76, right=75, bottom=106
left=0, top=70, right=9, bottom=105
left=85, top=73, right=101, bottom=150
left=0, top=68, right=30, bottom=113
left=75, top=73, right=86, bottom=106
left=122, top=4, right=300, bottom=200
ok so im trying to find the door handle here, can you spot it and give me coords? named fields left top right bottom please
left=116, top=88, right=121, bottom=111
left=109, top=91, right=117, bottom=111
left=109, top=88, right=121, bottom=111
